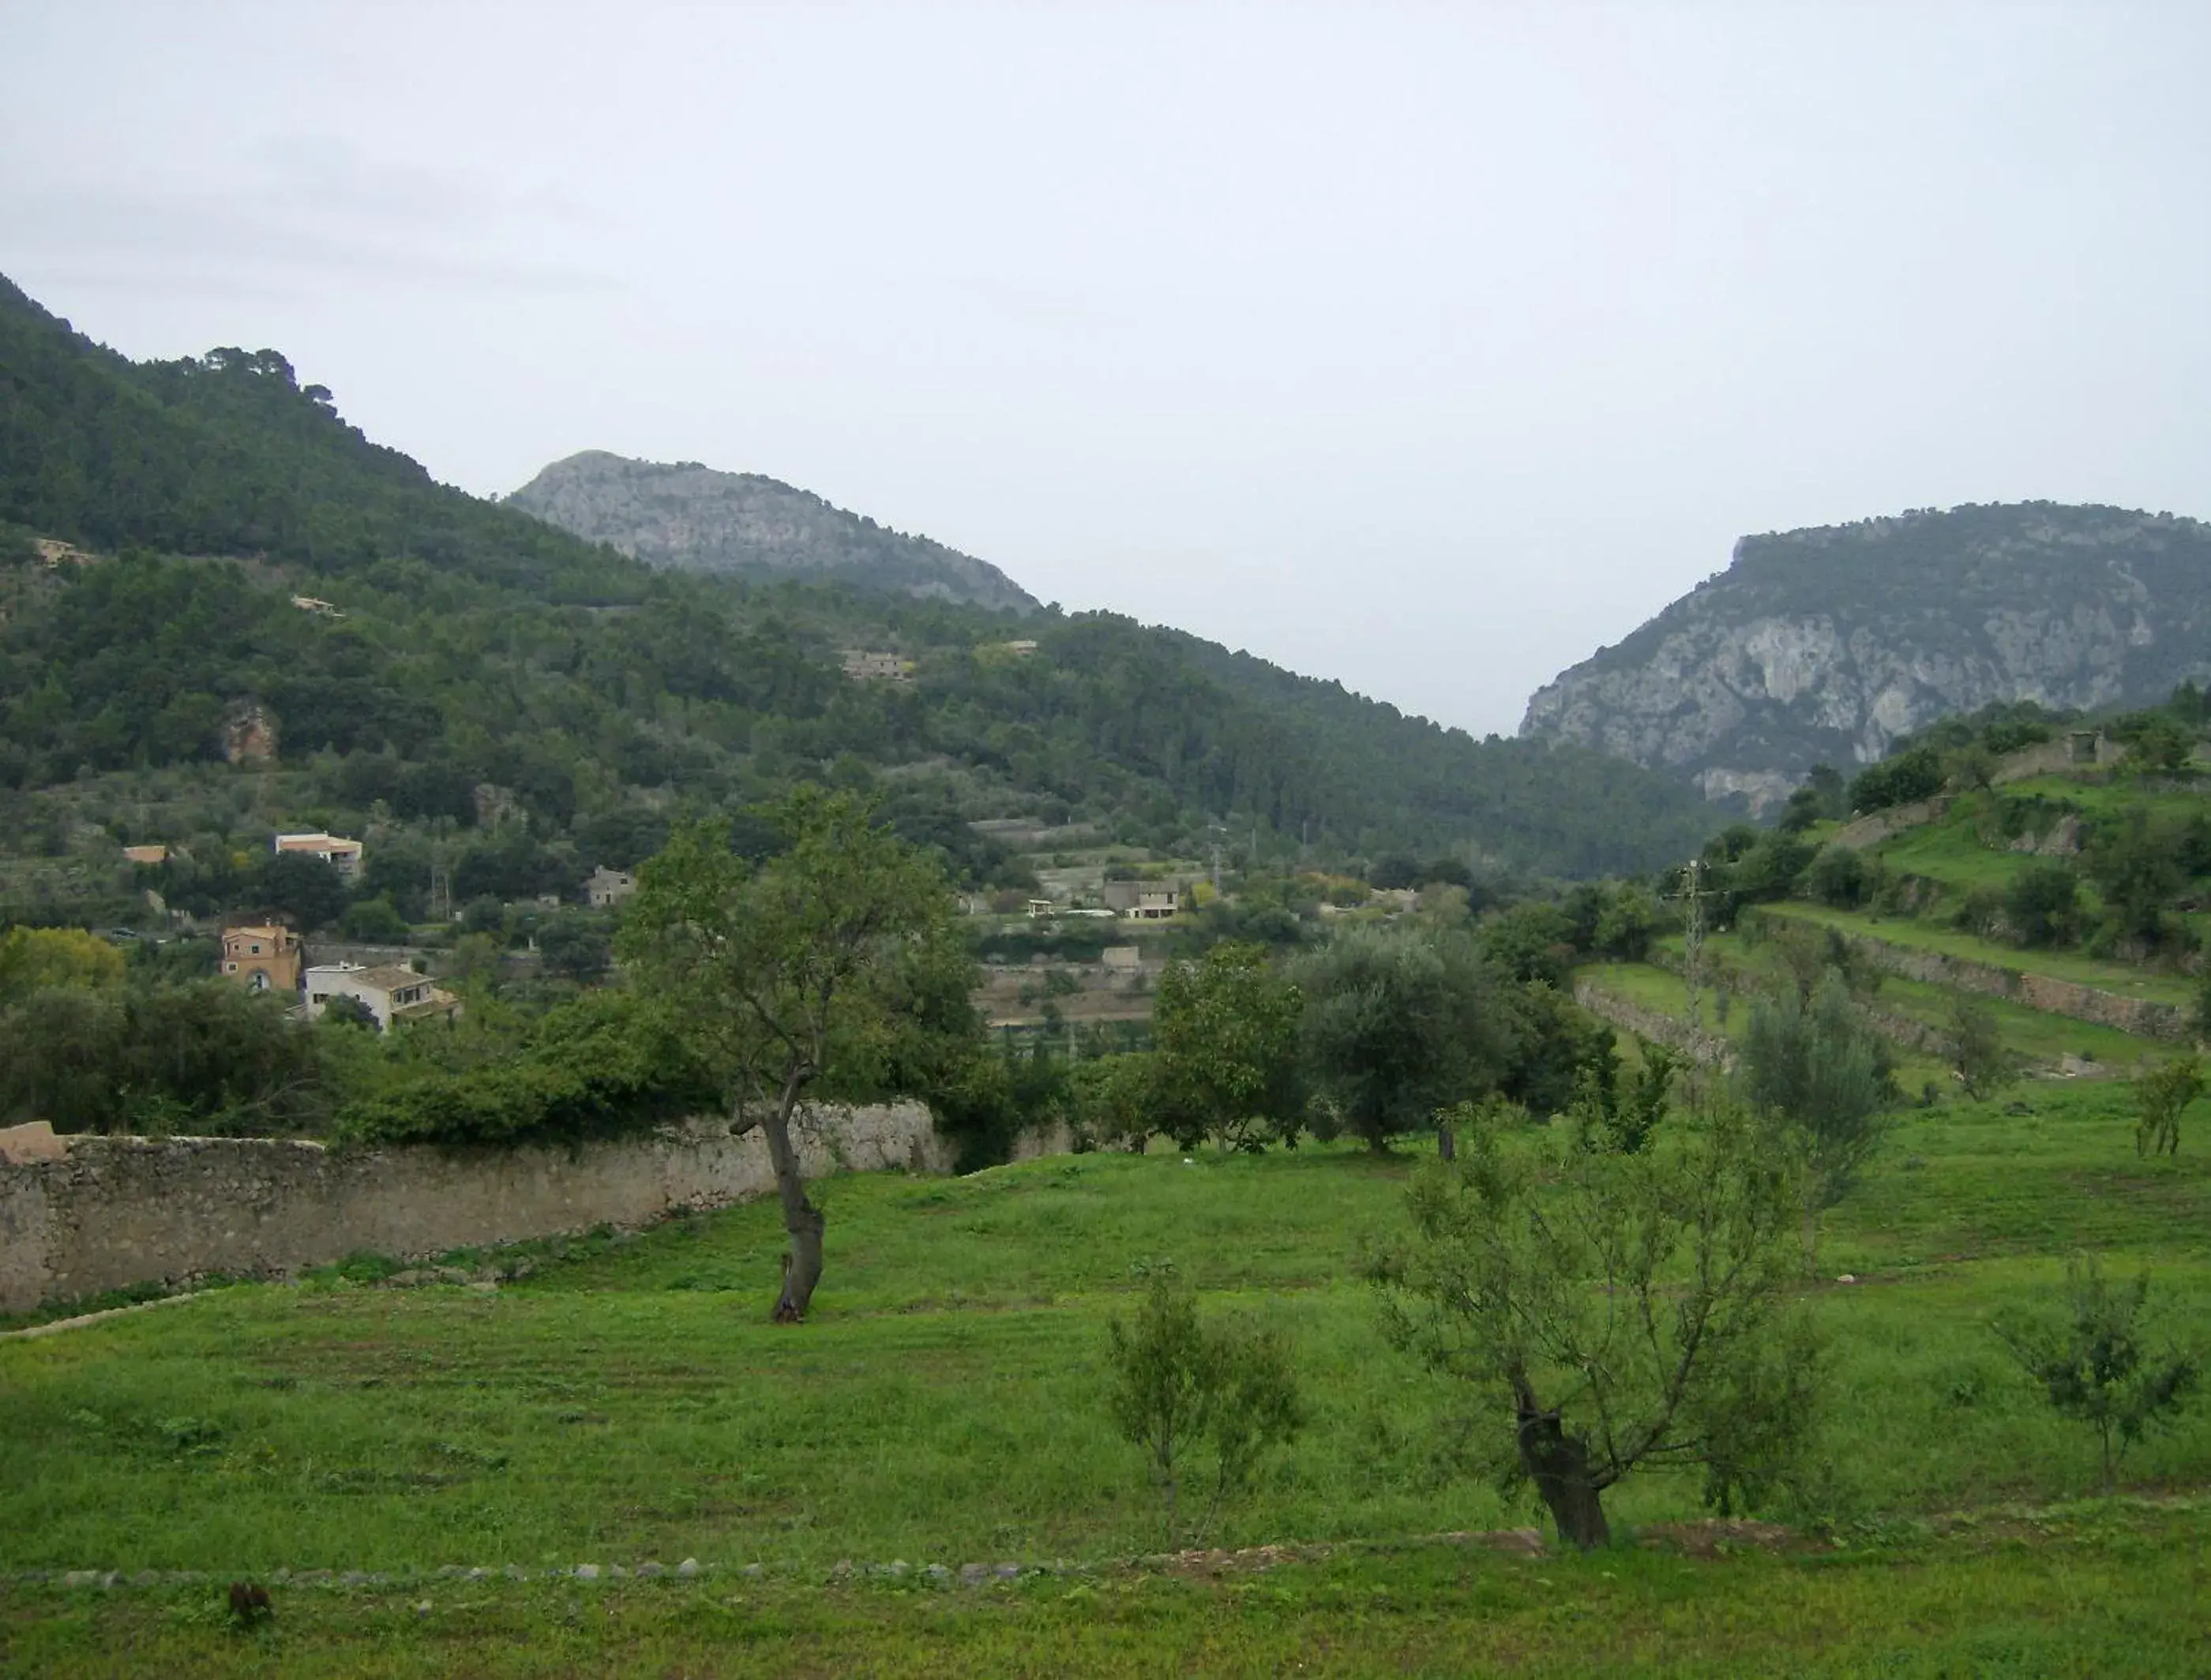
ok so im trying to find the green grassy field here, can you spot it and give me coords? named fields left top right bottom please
left=1996, top=774, right=2208, bottom=817
left=7, top=1080, right=2211, bottom=1673
left=1872, top=808, right=2046, bottom=895
left=7, top=1502, right=2209, bottom=1678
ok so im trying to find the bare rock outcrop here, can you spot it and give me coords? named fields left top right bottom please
left=1520, top=504, right=2211, bottom=812
left=507, top=451, right=1037, bottom=613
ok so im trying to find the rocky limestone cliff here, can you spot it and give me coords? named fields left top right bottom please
left=507, top=451, right=1038, bottom=613
left=1519, top=503, right=2211, bottom=812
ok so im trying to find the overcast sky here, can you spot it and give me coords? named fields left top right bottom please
left=4, top=3, right=2207, bottom=737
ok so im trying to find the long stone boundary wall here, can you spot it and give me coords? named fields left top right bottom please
left=1747, top=909, right=2188, bottom=1043
left=0, top=1104, right=1023, bottom=1316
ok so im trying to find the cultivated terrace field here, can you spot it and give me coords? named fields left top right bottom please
left=6, top=1085, right=2210, bottom=1677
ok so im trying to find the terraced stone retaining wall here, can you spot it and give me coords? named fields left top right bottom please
left=1749, top=913, right=2189, bottom=1043
left=1571, top=980, right=1734, bottom=1068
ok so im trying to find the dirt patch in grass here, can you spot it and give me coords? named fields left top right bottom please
left=1637, top=1518, right=1820, bottom=1557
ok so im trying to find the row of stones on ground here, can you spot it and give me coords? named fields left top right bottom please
left=20, top=1558, right=1094, bottom=1591
left=13, top=1534, right=1556, bottom=1594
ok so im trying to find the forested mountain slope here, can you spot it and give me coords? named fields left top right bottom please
left=0, top=278, right=631, bottom=603
left=1519, top=504, right=2211, bottom=813
left=0, top=274, right=1715, bottom=890
left=509, top=451, right=1038, bottom=613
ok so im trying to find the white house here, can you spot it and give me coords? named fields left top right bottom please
left=274, top=831, right=364, bottom=882
left=303, top=962, right=460, bottom=1032
left=1102, top=882, right=1181, bottom=920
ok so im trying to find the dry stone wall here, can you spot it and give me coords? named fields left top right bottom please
left=1571, top=979, right=1735, bottom=1069
left=1, top=1104, right=967, bottom=1315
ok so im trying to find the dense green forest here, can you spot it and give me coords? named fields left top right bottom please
left=0, top=272, right=1717, bottom=921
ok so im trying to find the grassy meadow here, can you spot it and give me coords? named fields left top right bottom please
left=6, top=1076, right=2211, bottom=1674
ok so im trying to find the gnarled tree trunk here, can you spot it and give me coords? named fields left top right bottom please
left=757, top=1078, right=825, bottom=1323
left=1514, top=1380, right=1610, bottom=1551
left=773, top=1196, right=826, bottom=1324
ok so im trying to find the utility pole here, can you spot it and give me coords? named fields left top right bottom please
left=1678, top=857, right=1708, bottom=1032
left=428, top=819, right=456, bottom=926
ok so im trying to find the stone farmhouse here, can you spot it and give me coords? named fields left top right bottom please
left=587, top=864, right=637, bottom=908
left=840, top=649, right=915, bottom=682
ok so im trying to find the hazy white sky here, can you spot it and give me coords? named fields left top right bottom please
left=4, top=2, right=2208, bottom=736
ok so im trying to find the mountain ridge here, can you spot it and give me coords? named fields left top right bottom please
left=507, top=449, right=1038, bottom=613
left=0, top=271, right=1717, bottom=880
left=1518, top=502, right=2211, bottom=812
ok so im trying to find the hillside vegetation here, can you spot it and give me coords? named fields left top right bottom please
left=0, top=273, right=1716, bottom=902
left=1564, top=695, right=2211, bottom=1119
left=8, top=279, right=2211, bottom=1676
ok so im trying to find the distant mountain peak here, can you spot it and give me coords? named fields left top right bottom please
left=506, top=451, right=1038, bottom=613
left=1519, top=501, right=2211, bottom=812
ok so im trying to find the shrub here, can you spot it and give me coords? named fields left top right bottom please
left=1848, top=746, right=1945, bottom=814
left=1946, top=996, right=2015, bottom=1101
left=2004, top=863, right=2080, bottom=949
left=2083, top=808, right=2181, bottom=950
left=1104, top=1269, right=1303, bottom=1546
left=339, top=989, right=716, bottom=1147
left=1805, top=846, right=1875, bottom=909
left=1995, top=1257, right=2198, bottom=1493
left=2133, top=1056, right=2204, bottom=1158
left=340, top=897, right=410, bottom=943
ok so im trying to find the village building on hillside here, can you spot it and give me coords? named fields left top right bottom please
left=303, top=962, right=461, bottom=1033
left=586, top=865, right=637, bottom=908
left=220, top=924, right=302, bottom=993
left=122, top=843, right=170, bottom=866
left=1102, top=882, right=1181, bottom=921
left=840, top=648, right=915, bottom=682
left=273, top=831, right=363, bottom=881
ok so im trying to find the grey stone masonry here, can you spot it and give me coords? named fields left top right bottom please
left=1, top=1104, right=952, bottom=1315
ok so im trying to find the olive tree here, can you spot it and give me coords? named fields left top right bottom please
left=1995, top=1257, right=2199, bottom=1492
left=1104, top=1268, right=1304, bottom=1546
left=1151, top=941, right=1304, bottom=1150
left=1370, top=1097, right=1819, bottom=1551
left=1740, top=969, right=1894, bottom=1258
left=618, top=788, right=968, bottom=1322
left=1296, top=927, right=1511, bottom=1151
left=2134, top=1055, right=2204, bottom=1158
left=1946, top=996, right=2016, bottom=1101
